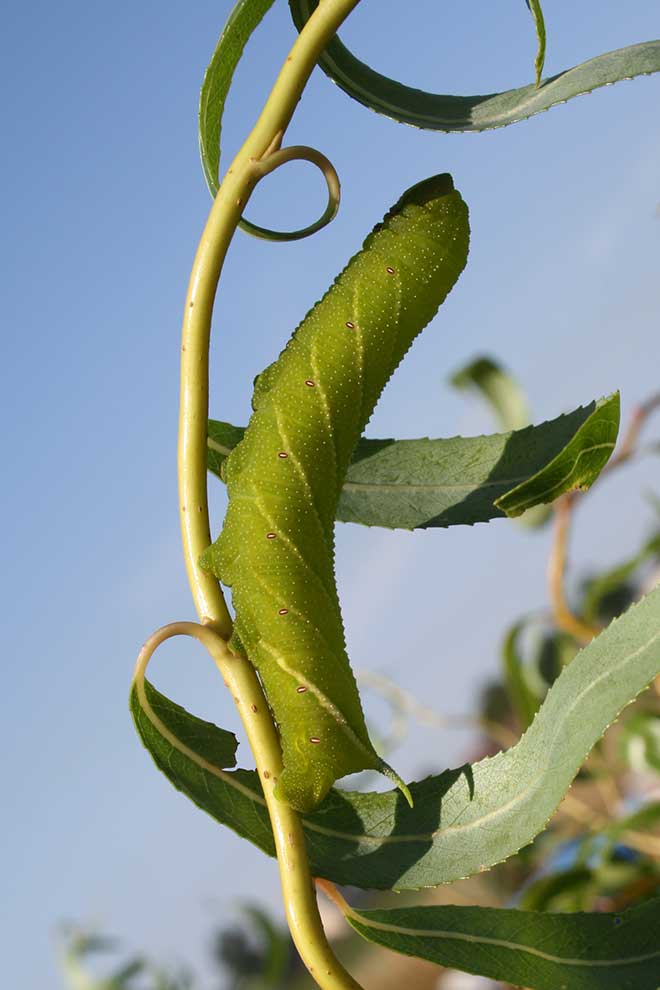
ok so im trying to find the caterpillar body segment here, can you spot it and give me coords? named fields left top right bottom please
left=204, top=174, right=470, bottom=811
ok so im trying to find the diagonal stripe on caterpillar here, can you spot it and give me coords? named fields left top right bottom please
left=202, top=174, right=470, bottom=812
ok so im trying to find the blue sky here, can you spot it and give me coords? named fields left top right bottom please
left=2, top=2, right=659, bottom=986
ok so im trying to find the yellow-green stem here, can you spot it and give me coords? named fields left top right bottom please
left=178, top=2, right=363, bottom=988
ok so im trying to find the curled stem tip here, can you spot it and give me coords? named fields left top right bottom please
left=240, top=144, right=341, bottom=241
left=133, top=620, right=232, bottom=687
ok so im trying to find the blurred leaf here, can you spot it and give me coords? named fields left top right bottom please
left=450, top=355, right=530, bottom=431
left=478, top=679, right=513, bottom=725
left=215, top=926, right=263, bottom=983
left=600, top=801, right=660, bottom=862
left=500, top=620, right=578, bottom=728
left=60, top=929, right=151, bottom=990
left=615, top=801, right=660, bottom=834
left=243, top=907, right=292, bottom=986
left=129, top=588, right=660, bottom=891
left=535, top=630, right=578, bottom=686
left=646, top=491, right=660, bottom=516
left=450, top=355, right=549, bottom=527
left=208, top=394, right=618, bottom=530
left=619, top=711, right=660, bottom=774
left=582, top=532, right=660, bottom=624
left=518, top=866, right=594, bottom=912
left=345, top=897, right=660, bottom=989
left=109, top=962, right=145, bottom=985
left=199, top=0, right=275, bottom=197
left=213, top=905, right=295, bottom=989
left=289, top=3, right=660, bottom=132
left=68, top=934, right=119, bottom=957
left=502, top=620, right=541, bottom=730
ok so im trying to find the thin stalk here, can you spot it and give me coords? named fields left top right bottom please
left=177, top=2, right=364, bottom=988
left=547, top=495, right=600, bottom=643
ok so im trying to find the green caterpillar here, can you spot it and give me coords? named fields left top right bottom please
left=202, top=174, right=470, bottom=812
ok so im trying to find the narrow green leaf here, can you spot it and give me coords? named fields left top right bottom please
left=495, top=392, right=619, bottom=517
left=534, top=630, right=579, bottom=686
left=582, top=532, right=660, bottom=624
left=301, top=584, right=659, bottom=892
left=450, top=355, right=530, bottom=431
left=501, top=620, right=541, bottom=730
left=109, top=961, right=145, bottom=986
left=619, top=711, right=660, bottom=774
left=207, top=420, right=245, bottom=482
left=140, top=678, right=238, bottom=769
left=199, top=0, right=275, bottom=197
left=129, top=588, right=660, bottom=891
left=345, top=898, right=660, bottom=990
left=601, top=800, right=660, bottom=857
left=518, top=866, right=595, bottom=912
left=526, top=0, right=547, bottom=87
left=241, top=906, right=292, bottom=985
left=60, top=930, right=147, bottom=990
left=130, top=679, right=276, bottom=857
left=289, top=2, right=660, bottom=132
left=208, top=394, right=619, bottom=530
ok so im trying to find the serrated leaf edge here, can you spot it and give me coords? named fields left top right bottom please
left=131, top=592, right=660, bottom=891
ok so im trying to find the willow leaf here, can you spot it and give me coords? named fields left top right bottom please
left=495, top=392, right=619, bottom=517
left=449, top=354, right=554, bottom=526
left=450, top=355, right=531, bottom=431
left=526, top=0, right=547, bottom=87
left=130, top=679, right=276, bottom=856
left=501, top=619, right=541, bottom=730
left=130, top=587, right=660, bottom=891
left=289, top=1, right=660, bottom=131
left=518, top=866, right=595, bottom=912
left=208, top=394, right=619, bottom=530
left=601, top=800, right=660, bottom=857
left=345, top=899, right=660, bottom=990
left=582, top=531, right=660, bottom=624
left=619, top=711, right=660, bottom=774
left=199, top=0, right=275, bottom=197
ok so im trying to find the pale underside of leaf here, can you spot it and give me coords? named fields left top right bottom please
left=208, top=394, right=619, bottom=530
left=199, top=0, right=276, bottom=197
left=289, top=1, right=660, bottom=132
left=130, top=585, right=660, bottom=891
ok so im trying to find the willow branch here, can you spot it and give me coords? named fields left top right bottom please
left=547, top=494, right=600, bottom=643
left=177, top=2, right=364, bottom=988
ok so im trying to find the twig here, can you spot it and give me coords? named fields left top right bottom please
left=605, top=391, right=660, bottom=472
left=176, top=3, right=365, bottom=988
left=547, top=494, right=600, bottom=643
left=358, top=669, right=518, bottom=750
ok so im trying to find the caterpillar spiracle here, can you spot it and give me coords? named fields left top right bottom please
left=202, top=174, right=470, bottom=812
